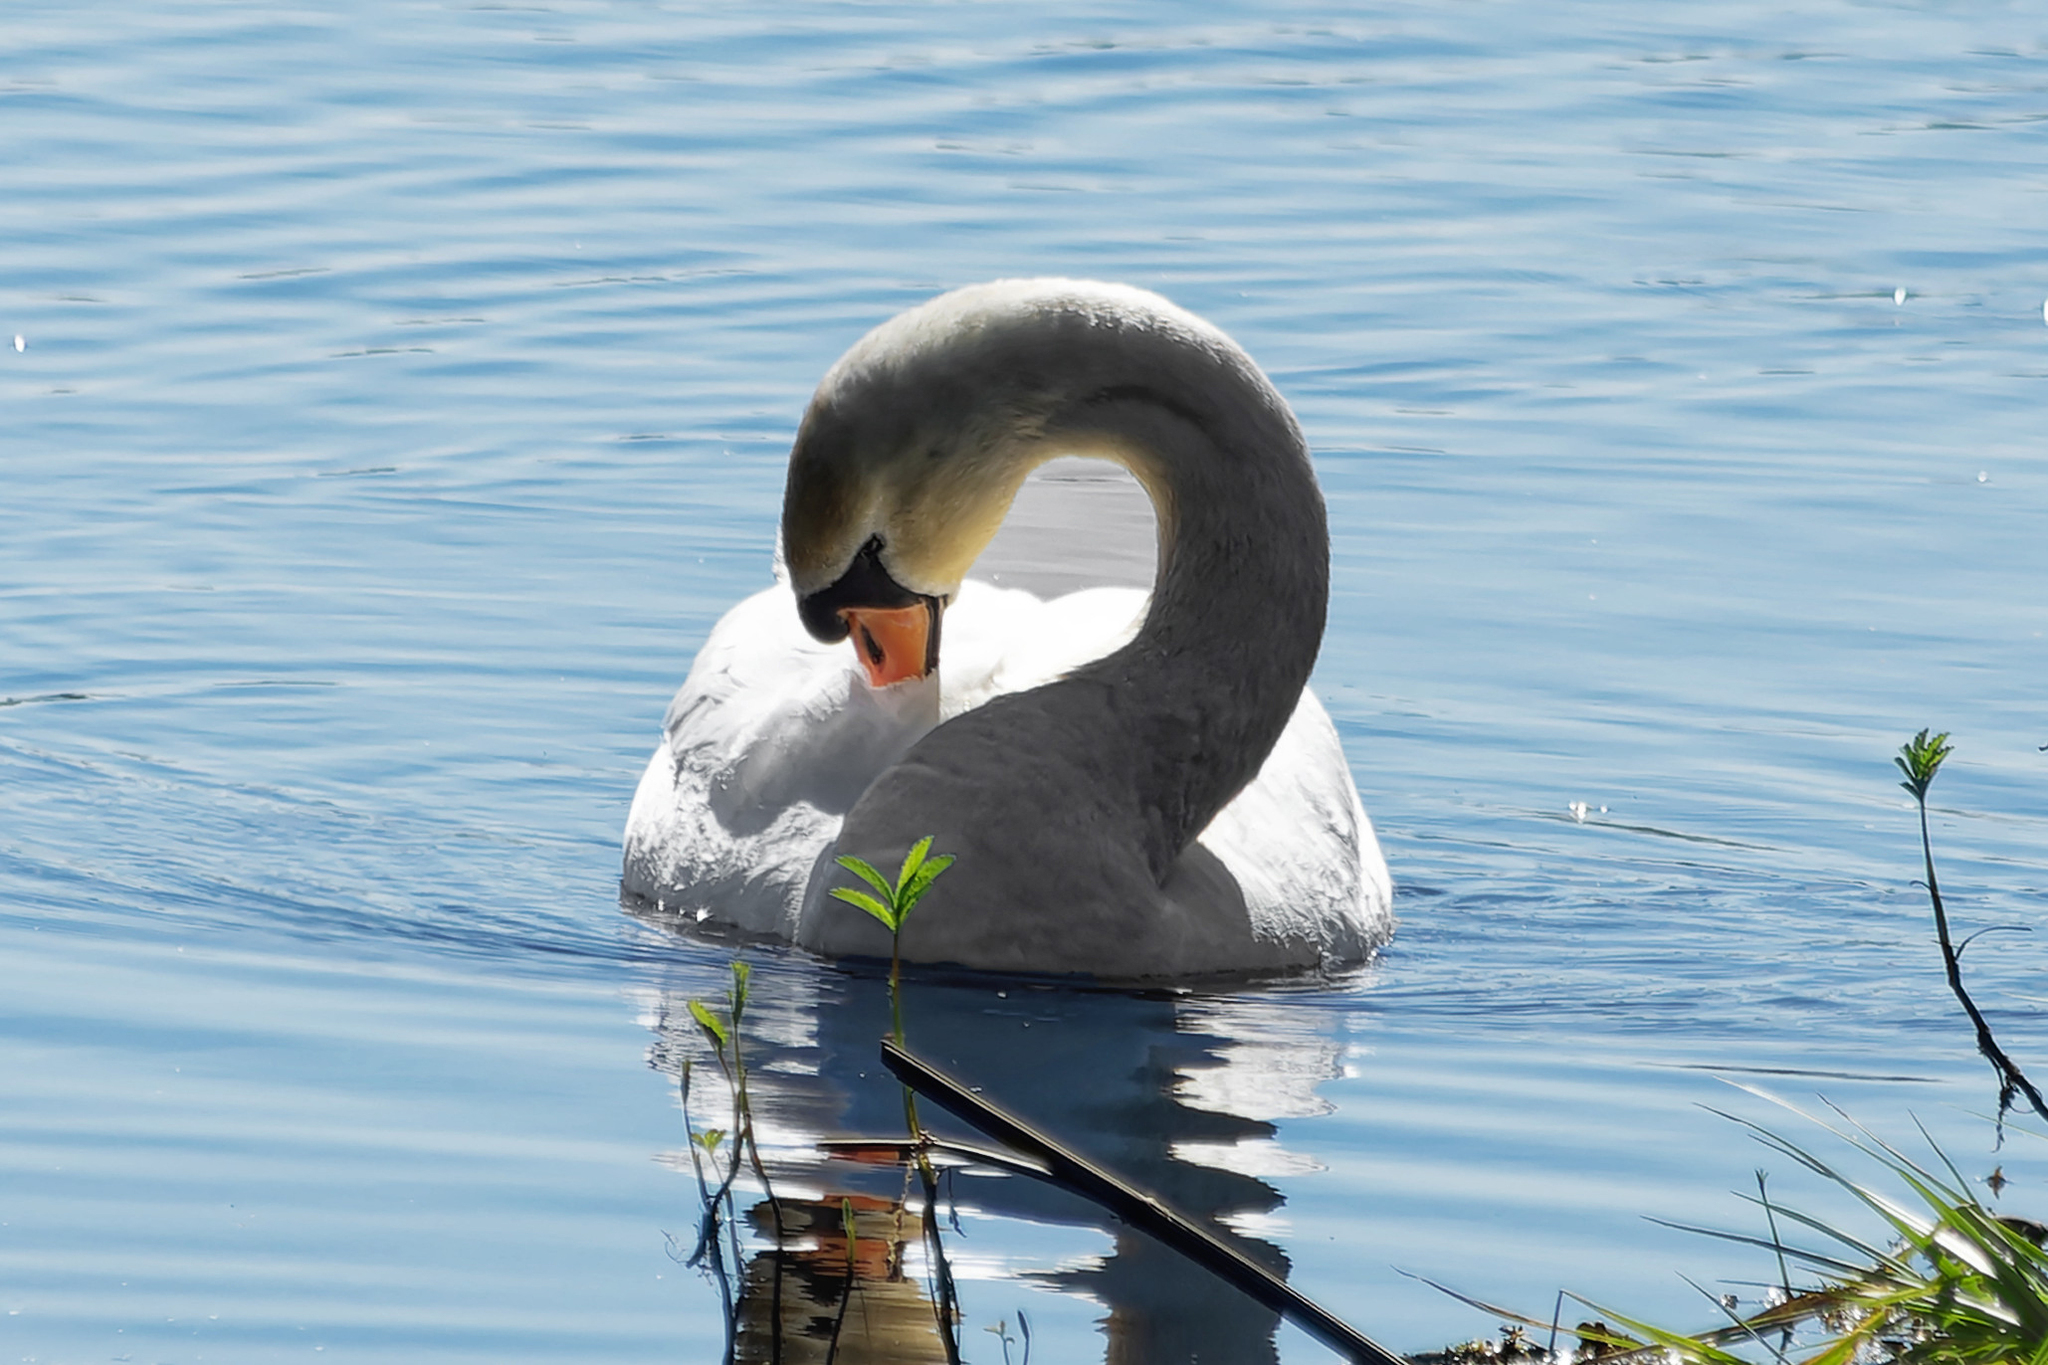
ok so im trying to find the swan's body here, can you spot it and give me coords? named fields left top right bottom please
left=622, top=280, right=1392, bottom=978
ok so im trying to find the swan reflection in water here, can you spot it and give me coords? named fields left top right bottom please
left=631, top=939, right=1363, bottom=1364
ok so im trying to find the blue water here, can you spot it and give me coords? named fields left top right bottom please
left=6, top=3, right=2047, bottom=1361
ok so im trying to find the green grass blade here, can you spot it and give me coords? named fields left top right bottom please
left=1563, top=1294, right=1753, bottom=1365
left=1679, top=1273, right=1789, bottom=1365
left=1911, top=1113, right=1977, bottom=1196
left=1392, top=1269, right=1573, bottom=1335
left=1644, top=1217, right=1875, bottom=1280
left=1726, top=1196, right=1911, bottom=1274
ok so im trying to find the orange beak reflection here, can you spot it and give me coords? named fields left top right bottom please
left=840, top=603, right=934, bottom=689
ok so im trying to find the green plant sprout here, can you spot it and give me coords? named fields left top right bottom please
left=672, top=1056, right=737, bottom=1354
left=1893, top=727, right=1953, bottom=804
left=678, top=959, right=785, bottom=1365
left=830, top=838, right=965, bottom=1360
left=1894, top=730, right=2047, bottom=1132
left=831, top=836, right=955, bottom=1046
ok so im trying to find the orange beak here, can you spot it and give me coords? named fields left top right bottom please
left=840, top=603, right=934, bottom=688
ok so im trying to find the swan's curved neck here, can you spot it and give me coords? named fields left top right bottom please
left=785, top=282, right=1331, bottom=877
left=1037, top=349, right=1330, bottom=873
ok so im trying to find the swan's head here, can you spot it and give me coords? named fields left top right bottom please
left=782, top=281, right=1154, bottom=688
left=779, top=376, right=1022, bottom=688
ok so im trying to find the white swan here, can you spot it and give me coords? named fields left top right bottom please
left=622, top=280, right=1392, bottom=978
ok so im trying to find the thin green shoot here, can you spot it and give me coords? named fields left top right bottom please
left=1894, top=727, right=1953, bottom=802
left=830, top=836, right=955, bottom=1047
left=1894, top=730, right=2047, bottom=1132
left=673, top=1057, right=736, bottom=1356
left=683, top=958, right=783, bottom=1363
left=829, top=839, right=962, bottom=1360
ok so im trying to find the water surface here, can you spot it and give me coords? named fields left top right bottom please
left=6, top=3, right=2048, bottom=1361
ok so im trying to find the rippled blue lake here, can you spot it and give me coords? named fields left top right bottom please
left=7, top=3, right=2047, bottom=1361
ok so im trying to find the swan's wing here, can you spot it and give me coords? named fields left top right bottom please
left=622, top=586, right=941, bottom=935
left=624, top=580, right=1142, bottom=935
left=1197, top=690, right=1394, bottom=962
left=934, top=582, right=1146, bottom=718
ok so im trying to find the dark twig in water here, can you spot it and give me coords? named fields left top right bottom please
left=1954, top=924, right=2032, bottom=957
left=880, top=1037, right=1406, bottom=1365
left=917, top=1158, right=964, bottom=1364
left=1895, top=730, right=2048, bottom=1138
left=818, top=1134, right=1053, bottom=1181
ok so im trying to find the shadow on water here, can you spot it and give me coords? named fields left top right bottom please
left=632, top=914, right=1359, bottom=1365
